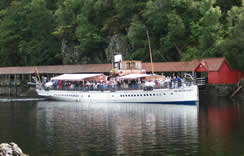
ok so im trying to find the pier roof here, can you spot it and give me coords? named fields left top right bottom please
left=0, top=57, right=226, bottom=75
left=142, top=61, right=198, bottom=72
left=0, top=64, right=112, bottom=75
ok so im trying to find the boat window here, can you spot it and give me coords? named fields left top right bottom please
left=153, top=94, right=155, bottom=96
left=136, top=62, right=141, bottom=69
left=150, top=94, right=152, bottom=96
left=121, top=63, right=126, bottom=69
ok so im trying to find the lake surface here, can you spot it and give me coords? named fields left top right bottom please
left=0, top=95, right=244, bottom=156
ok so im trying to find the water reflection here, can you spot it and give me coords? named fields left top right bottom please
left=0, top=101, right=198, bottom=156
left=34, top=102, right=198, bottom=156
left=2, top=97, right=244, bottom=156
left=199, top=95, right=244, bottom=156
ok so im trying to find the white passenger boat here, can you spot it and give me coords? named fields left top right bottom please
left=34, top=73, right=199, bottom=105
left=34, top=55, right=199, bottom=105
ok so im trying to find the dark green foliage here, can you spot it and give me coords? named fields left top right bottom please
left=0, top=0, right=243, bottom=71
left=215, top=0, right=242, bottom=13
left=0, top=0, right=61, bottom=66
left=216, top=6, right=244, bottom=70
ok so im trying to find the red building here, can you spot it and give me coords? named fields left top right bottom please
left=194, top=58, right=243, bottom=84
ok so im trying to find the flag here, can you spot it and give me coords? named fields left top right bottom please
left=34, top=67, right=41, bottom=83
left=35, top=68, right=37, bottom=77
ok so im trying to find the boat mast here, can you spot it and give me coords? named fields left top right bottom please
left=146, top=28, right=154, bottom=75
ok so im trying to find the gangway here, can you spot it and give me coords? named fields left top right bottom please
left=196, top=77, right=207, bottom=87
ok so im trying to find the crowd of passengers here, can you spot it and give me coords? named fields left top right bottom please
left=44, top=75, right=190, bottom=91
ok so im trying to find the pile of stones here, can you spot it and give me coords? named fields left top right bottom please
left=0, top=143, right=27, bottom=156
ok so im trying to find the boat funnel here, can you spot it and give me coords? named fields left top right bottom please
left=114, top=54, right=122, bottom=63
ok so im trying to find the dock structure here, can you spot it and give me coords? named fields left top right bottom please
left=0, top=61, right=200, bottom=79
left=0, top=57, right=242, bottom=87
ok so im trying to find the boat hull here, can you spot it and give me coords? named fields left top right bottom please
left=36, top=86, right=199, bottom=105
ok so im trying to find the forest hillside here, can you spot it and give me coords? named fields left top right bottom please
left=0, top=0, right=243, bottom=70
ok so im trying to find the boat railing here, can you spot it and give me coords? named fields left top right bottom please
left=44, top=80, right=195, bottom=92
left=196, top=77, right=207, bottom=86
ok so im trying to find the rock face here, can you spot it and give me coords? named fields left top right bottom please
left=61, top=34, right=131, bottom=64
left=61, top=38, right=81, bottom=64
left=105, top=34, right=130, bottom=63
left=0, top=143, right=27, bottom=156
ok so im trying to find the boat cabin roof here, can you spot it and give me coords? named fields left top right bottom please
left=118, top=74, right=151, bottom=80
left=51, top=74, right=104, bottom=81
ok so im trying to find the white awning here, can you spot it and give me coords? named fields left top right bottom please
left=117, top=74, right=151, bottom=80
left=51, top=74, right=103, bottom=81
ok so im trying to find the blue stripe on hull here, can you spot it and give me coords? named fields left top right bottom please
left=122, top=101, right=197, bottom=105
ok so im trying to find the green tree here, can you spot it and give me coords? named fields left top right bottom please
left=183, top=0, right=224, bottom=60
left=217, top=5, right=244, bottom=70
left=127, top=18, right=148, bottom=61
left=215, top=0, right=242, bottom=13
left=0, top=0, right=11, bottom=10
left=160, top=11, right=186, bottom=61
left=0, top=1, right=27, bottom=66
left=0, top=0, right=61, bottom=66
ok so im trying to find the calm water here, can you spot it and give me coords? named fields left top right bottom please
left=0, top=95, right=244, bottom=156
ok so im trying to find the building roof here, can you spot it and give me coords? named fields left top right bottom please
left=194, top=57, right=227, bottom=72
left=0, top=57, right=228, bottom=75
left=0, top=64, right=112, bottom=75
left=142, top=61, right=199, bottom=72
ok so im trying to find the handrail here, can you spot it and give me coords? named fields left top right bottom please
left=196, top=77, right=206, bottom=86
left=42, top=81, right=195, bottom=92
